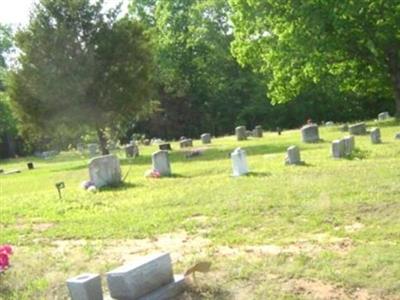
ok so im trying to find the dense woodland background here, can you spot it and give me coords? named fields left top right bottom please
left=0, top=0, right=398, bottom=158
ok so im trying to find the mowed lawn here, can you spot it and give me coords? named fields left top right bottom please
left=0, top=120, right=399, bottom=299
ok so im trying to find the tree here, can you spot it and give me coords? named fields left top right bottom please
left=9, top=0, right=154, bottom=154
left=229, top=1, right=400, bottom=117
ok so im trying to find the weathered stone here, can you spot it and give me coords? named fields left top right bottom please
left=370, top=127, right=381, bottom=144
left=159, top=143, right=172, bottom=151
left=245, top=130, right=252, bottom=137
left=231, top=147, right=249, bottom=176
left=143, top=139, right=150, bottom=146
left=106, top=253, right=174, bottom=300
left=339, top=124, right=349, bottom=132
left=253, top=125, right=263, bottom=138
left=139, top=274, right=185, bottom=300
left=343, top=136, right=355, bottom=155
left=349, top=123, right=366, bottom=135
left=180, top=139, right=193, bottom=148
left=201, top=133, right=211, bottom=144
left=88, top=144, right=99, bottom=157
left=77, top=143, right=84, bottom=153
left=66, top=273, right=103, bottom=300
left=332, top=139, right=345, bottom=158
left=235, top=126, right=247, bottom=141
left=285, top=146, right=301, bottom=165
left=125, top=144, right=139, bottom=158
left=88, top=155, right=121, bottom=188
left=378, top=112, right=390, bottom=121
left=395, top=133, right=400, bottom=140
left=301, top=124, right=320, bottom=143
left=152, top=151, right=171, bottom=176
left=27, top=162, right=34, bottom=170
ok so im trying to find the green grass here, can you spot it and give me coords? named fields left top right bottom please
left=1, top=119, right=399, bottom=299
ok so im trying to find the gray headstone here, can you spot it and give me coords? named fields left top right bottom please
left=159, top=143, right=172, bottom=151
left=125, top=144, right=139, bottom=158
left=301, top=124, right=319, bottom=143
left=395, top=133, right=400, bottom=140
left=332, top=139, right=345, bottom=158
left=180, top=139, right=193, bottom=148
left=201, top=133, right=211, bottom=144
left=152, top=150, right=171, bottom=176
left=106, top=253, right=174, bottom=300
left=253, top=125, right=263, bottom=138
left=231, top=147, right=249, bottom=176
left=378, top=112, right=390, bottom=121
left=349, top=123, right=366, bottom=135
left=343, top=136, right=355, bottom=155
left=339, top=124, right=349, bottom=132
left=235, top=126, right=247, bottom=141
left=88, top=155, right=122, bottom=188
left=139, top=274, right=185, bottom=300
left=66, top=273, right=103, bottom=300
left=370, top=127, right=381, bottom=144
left=143, top=139, right=150, bottom=146
left=88, top=144, right=99, bottom=157
left=285, top=145, right=301, bottom=165
left=245, top=130, right=253, bottom=137
left=77, top=143, right=84, bottom=153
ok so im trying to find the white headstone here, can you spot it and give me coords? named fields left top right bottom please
left=66, top=273, right=103, bottom=300
left=285, top=145, right=301, bottom=165
left=301, top=124, right=319, bottom=143
left=201, top=133, right=211, bottom=144
left=231, top=147, right=249, bottom=176
left=378, top=112, right=390, bottom=121
left=106, top=253, right=174, bottom=300
left=89, top=155, right=121, bottom=188
left=343, top=136, right=355, bottom=156
left=370, top=127, right=381, bottom=144
left=332, top=139, right=345, bottom=158
left=88, top=143, right=99, bottom=157
left=152, top=150, right=171, bottom=176
left=235, top=126, right=247, bottom=141
left=349, top=123, right=366, bottom=135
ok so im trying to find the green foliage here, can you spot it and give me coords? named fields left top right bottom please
left=229, top=0, right=400, bottom=116
left=8, top=0, right=154, bottom=153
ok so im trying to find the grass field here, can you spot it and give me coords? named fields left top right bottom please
left=0, top=120, right=399, bottom=299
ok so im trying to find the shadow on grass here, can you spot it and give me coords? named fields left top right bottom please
left=246, top=171, right=273, bottom=178
left=183, top=283, right=232, bottom=300
left=344, top=148, right=370, bottom=160
left=99, top=181, right=142, bottom=192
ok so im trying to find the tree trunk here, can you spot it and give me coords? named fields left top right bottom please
left=96, top=127, right=110, bottom=155
left=387, top=48, right=400, bottom=118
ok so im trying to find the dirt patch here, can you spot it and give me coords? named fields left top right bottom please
left=344, top=222, right=365, bottom=233
left=32, top=223, right=54, bottom=232
left=287, top=279, right=372, bottom=300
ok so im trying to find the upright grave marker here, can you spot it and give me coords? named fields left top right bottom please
left=231, top=147, right=249, bottom=176
left=253, top=125, right=263, bottom=138
left=285, top=146, right=302, bottom=165
left=235, top=126, right=247, bottom=141
left=332, top=139, right=346, bottom=158
left=66, top=273, right=103, bottom=300
left=349, top=123, right=366, bottom=135
left=301, top=124, right=319, bottom=143
left=89, top=155, right=121, bottom=188
left=201, top=133, right=211, bottom=144
left=370, top=127, right=382, bottom=144
left=152, top=150, right=171, bottom=176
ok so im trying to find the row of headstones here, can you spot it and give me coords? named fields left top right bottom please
left=235, top=125, right=263, bottom=140
left=67, top=253, right=185, bottom=300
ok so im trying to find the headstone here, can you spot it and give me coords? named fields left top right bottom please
left=66, top=273, right=103, bottom=300
left=285, top=146, right=301, bottom=165
left=301, top=124, right=319, bottom=143
left=332, top=139, right=345, bottom=158
left=27, top=162, right=34, bottom=170
left=152, top=150, right=171, bottom=176
left=159, top=143, right=172, bottom=151
left=106, top=253, right=174, bottom=300
left=88, top=144, right=99, bottom=157
left=343, top=136, right=355, bottom=155
left=231, top=147, right=249, bottom=176
left=245, top=130, right=252, bottom=137
left=77, top=143, right=84, bottom=153
left=277, top=127, right=282, bottom=135
left=378, top=112, right=390, bottom=121
left=349, top=123, right=366, bottom=135
left=253, top=125, right=263, bottom=138
left=235, top=126, right=247, bottom=141
left=180, top=139, right=193, bottom=148
left=339, top=124, right=349, bottom=132
left=125, top=144, right=139, bottom=158
left=370, top=127, right=381, bottom=144
left=325, top=121, right=334, bottom=127
left=201, top=133, right=211, bottom=144
left=395, top=133, right=400, bottom=140
left=143, top=139, right=150, bottom=146
left=88, top=155, right=121, bottom=188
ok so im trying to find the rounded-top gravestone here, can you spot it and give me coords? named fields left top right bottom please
left=152, top=150, right=171, bottom=176
left=349, top=123, right=366, bottom=135
left=378, top=112, right=390, bottom=121
left=301, top=124, right=319, bottom=143
left=285, top=146, right=301, bottom=165
left=235, top=126, right=247, bottom=141
left=89, top=154, right=121, bottom=188
left=253, top=125, right=263, bottom=138
left=231, top=147, right=249, bottom=176
left=201, top=133, right=211, bottom=144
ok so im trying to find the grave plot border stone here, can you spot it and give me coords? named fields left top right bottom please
left=66, top=273, right=103, bottom=300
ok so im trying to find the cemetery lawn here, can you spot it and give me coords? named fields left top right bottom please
left=1, top=119, right=400, bottom=299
